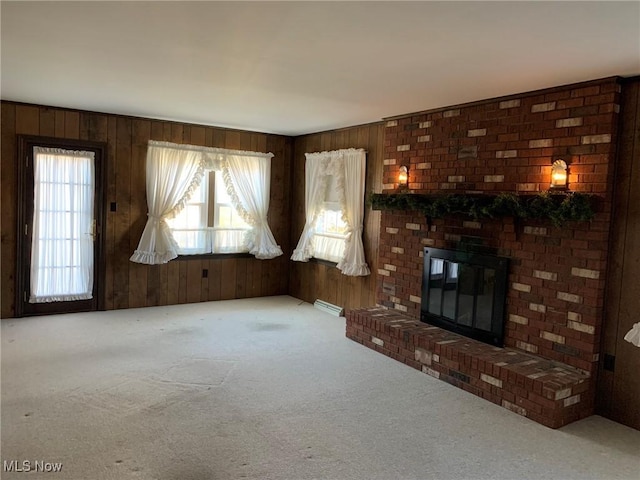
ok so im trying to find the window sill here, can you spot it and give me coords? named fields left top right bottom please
left=308, top=257, right=339, bottom=268
left=175, top=252, right=253, bottom=261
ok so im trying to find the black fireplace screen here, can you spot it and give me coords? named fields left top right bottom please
left=421, top=248, right=509, bottom=347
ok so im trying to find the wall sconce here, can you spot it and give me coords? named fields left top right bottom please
left=550, top=159, right=569, bottom=191
left=398, top=165, right=409, bottom=190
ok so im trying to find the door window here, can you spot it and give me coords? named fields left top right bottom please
left=30, top=147, right=95, bottom=302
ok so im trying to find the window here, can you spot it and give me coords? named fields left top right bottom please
left=312, top=174, right=348, bottom=263
left=166, top=172, right=251, bottom=255
left=131, top=141, right=282, bottom=265
left=30, top=147, right=95, bottom=302
left=291, top=148, right=370, bottom=276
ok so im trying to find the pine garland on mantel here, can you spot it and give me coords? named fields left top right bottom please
left=369, top=192, right=596, bottom=226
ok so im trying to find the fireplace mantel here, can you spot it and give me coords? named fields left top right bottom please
left=370, top=192, right=596, bottom=226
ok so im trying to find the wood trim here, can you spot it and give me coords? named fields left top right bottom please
left=15, top=135, right=107, bottom=317
left=174, top=252, right=254, bottom=261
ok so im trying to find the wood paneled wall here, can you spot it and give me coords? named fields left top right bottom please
left=289, top=123, right=385, bottom=310
left=597, top=78, right=640, bottom=429
left=1, top=102, right=293, bottom=318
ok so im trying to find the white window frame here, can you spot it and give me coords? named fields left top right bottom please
left=167, top=171, right=251, bottom=256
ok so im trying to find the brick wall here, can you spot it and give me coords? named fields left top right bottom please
left=376, top=78, right=621, bottom=375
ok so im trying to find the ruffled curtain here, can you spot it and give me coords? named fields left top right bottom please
left=336, top=149, right=370, bottom=276
left=130, top=142, right=205, bottom=264
left=290, top=153, right=329, bottom=261
left=131, top=141, right=281, bottom=264
left=221, top=153, right=282, bottom=259
left=291, top=148, right=369, bottom=276
left=31, top=147, right=95, bottom=302
left=624, top=323, right=640, bottom=347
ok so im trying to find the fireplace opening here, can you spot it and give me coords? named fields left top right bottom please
left=421, top=248, right=509, bottom=347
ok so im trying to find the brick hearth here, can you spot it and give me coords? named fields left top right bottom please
left=346, top=307, right=593, bottom=428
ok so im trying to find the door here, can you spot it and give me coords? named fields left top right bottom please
left=16, top=136, right=106, bottom=316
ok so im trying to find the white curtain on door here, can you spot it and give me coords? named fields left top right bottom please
left=31, top=147, right=95, bottom=302
left=221, top=153, right=282, bottom=259
left=130, top=141, right=205, bottom=264
left=291, top=148, right=370, bottom=276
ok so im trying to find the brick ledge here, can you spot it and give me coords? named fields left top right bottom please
left=346, top=307, right=593, bottom=429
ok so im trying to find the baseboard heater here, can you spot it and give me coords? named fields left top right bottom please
left=314, top=299, right=344, bottom=317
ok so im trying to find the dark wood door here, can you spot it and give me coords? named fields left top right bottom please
left=16, top=136, right=106, bottom=316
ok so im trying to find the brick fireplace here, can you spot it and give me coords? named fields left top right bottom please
left=346, top=77, right=621, bottom=428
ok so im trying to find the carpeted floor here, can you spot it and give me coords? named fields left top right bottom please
left=2, top=295, right=638, bottom=480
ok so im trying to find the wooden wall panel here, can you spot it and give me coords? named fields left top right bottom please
left=1, top=103, right=17, bottom=316
left=16, top=105, right=40, bottom=135
left=104, top=117, right=118, bottom=310
left=166, top=261, right=180, bottom=306
left=208, top=260, right=221, bottom=301
left=598, top=79, right=640, bottom=429
left=64, top=111, right=80, bottom=139
left=39, top=108, right=56, bottom=137
left=128, top=119, right=150, bottom=309
left=1, top=101, right=292, bottom=318
left=289, top=122, right=384, bottom=311
left=113, top=117, right=132, bottom=310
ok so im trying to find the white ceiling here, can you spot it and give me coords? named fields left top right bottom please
left=2, top=1, right=639, bottom=136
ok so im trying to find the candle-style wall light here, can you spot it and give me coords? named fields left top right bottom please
left=398, top=165, right=409, bottom=190
left=550, top=158, right=569, bottom=191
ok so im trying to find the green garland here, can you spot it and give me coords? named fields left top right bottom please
left=369, top=192, right=595, bottom=226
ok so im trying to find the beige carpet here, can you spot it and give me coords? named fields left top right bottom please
left=2, top=295, right=638, bottom=479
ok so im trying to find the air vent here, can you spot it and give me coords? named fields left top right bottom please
left=314, top=299, right=344, bottom=317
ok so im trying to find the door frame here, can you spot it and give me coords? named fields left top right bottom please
left=15, top=135, right=107, bottom=317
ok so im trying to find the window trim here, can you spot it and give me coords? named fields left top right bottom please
left=174, top=251, right=254, bottom=261
left=307, top=257, right=339, bottom=268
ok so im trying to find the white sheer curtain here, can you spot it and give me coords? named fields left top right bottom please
left=311, top=235, right=345, bottom=263
left=221, top=153, right=282, bottom=259
left=336, top=149, right=370, bottom=276
left=290, top=153, right=330, bottom=261
left=291, top=148, right=370, bottom=276
left=130, top=141, right=205, bottom=264
left=131, top=141, right=281, bottom=264
left=31, top=147, right=95, bottom=302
